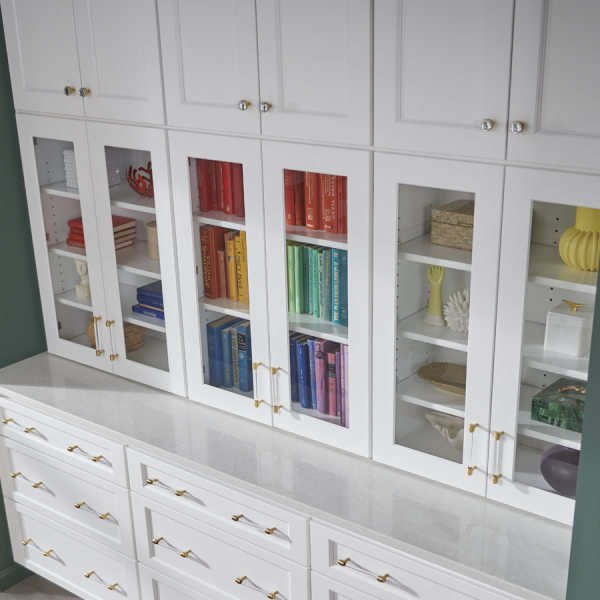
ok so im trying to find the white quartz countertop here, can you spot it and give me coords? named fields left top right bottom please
left=0, top=353, right=571, bottom=600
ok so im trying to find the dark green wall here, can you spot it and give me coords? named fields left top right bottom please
left=0, top=8, right=45, bottom=590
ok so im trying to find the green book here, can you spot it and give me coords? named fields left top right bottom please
left=307, top=246, right=314, bottom=315
left=302, top=245, right=310, bottom=313
left=323, top=248, right=332, bottom=321
left=294, top=243, right=304, bottom=314
left=312, top=246, right=321, bottom=318
left=318, top=248, right=325, bottom=319
left=287, top=241, right=296, bottom=313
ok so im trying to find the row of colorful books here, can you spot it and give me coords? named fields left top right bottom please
left=287, top=243, right=348, bottom=326
left=200, top=226, right=249, bottom=303
left=206, top=316, right=253, bottom=392
left=290, top=332, right=349, bottom=428
left=66, top=215, right=136, bottom=250
left=131, top=280, right=164, bottom=320
left=285, top=170, right=347, bottom=234
left=196, top=159, right=245, bottom=218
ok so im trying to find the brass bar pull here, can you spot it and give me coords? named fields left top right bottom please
left=84, top=571, right=95, bottom=579
left=10, top=472, right=21, bottom=478
left=271, top=367, right=280, bottom=375
left=24, top=427, right=35, bottom=434
left=2, top=419, right=34, bottom=434
left=2, top=418, right=12, bottom=424
left=96, top=350, right=105, bottom=357
left=146, top=478, right=158, bottom=484
left=264, top=527, right=277, bottom=535
left=377, top=574, right=389, bottom=583
left=152, top=536, right=191, bottom=558
left=75, top=502, right=86, bottom=509
left=92, top=455, right=103, bottom=462
left=492, top=430, right=504, bottom=484
left=67, top=446, right=78, bottom=452
left=267, top=592, right=279, bottom=599
left=152, top=537, right=163, bottom=544
left=43, top=549, right=54, bottom=557
left=108, top=583, right=118, bottom=591
left=12, top=472, right=42, bottom=488
left=467, top=423, right=478, bottom=476
left=32, top=482, right=42, bottom=488
left=232, top=514, right=244, bottom=522
left=492, top=474, right=502, bottom=484
left=235, top=576, right=247, bottom=584
left=180, top=549, right=191, bottom=558
left=110, top=354, right=119, bottom=362
left=273, top=405, right=282, bottom=413
left=22, top=539, right=31, bottom=546
left=254, top=399, right=264, bottom=408
left=145, top=477, right=186, bottom=496
left=338, top=557, right=350, bottom=566
left=67, top=445, right=103, bottom=463
left=106, top=320, right=115, bottom=328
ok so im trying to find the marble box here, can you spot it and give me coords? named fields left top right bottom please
left=544, top=301, right=593, bottom=357
left=531, top=377, right=586, bottom=433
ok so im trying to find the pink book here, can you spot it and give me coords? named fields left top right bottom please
left=344, top=345, right=349, bottom=428
left=340, top=347, right=345, bottom=427
left=314, top=339, right=334, bottom=413
left=327, top=346, right=340, bottom=416
left=336, top=351, right=341, bottom=419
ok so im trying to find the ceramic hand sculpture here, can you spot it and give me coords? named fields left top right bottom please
left=424, top=265, right=446, bottom=326
left=74, top=258, right=91, bottom=299
left=559, top=207, right=600, bottom=272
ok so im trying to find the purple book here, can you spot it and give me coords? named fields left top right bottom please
left=315, top=338, right=335, bottom=413
left=340, top=346, right=346, bottom=427
left=344, top=345, right=349, bottom=428
left=336, top=351, right=341, bottom=418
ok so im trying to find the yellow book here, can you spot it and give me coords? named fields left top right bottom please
left=235, top=236, right=244, bottom=303
left=240, top=231, right=249, bottom=305
left=226, top=239, right=239, bottom=302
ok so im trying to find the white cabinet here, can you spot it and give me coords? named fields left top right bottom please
left=507, top=0, right=600, bottom=170
left=374, top=0, right=514, bottom=159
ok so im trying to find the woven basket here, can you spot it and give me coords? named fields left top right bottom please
left=86, top=318, right=146, bottom=353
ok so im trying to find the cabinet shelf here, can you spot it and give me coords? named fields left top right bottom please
left=40, top=180, right=81, bottom=200
left=292, top=404, right=342, bottom=425
left=397, top=308, right=468, bottom=352
left=528, top=243, right=597, bottom=294
left=192, top=210, right=246, bottom=230
left=288, top=312, right=348, bottom=344
left=398, top=234, right=472, bottom=272
left=286, top=226, right=348, bottom=250
left=116, top=240, right=161, bottom=279
left=48, top=240, right=86, bottom=260
left=125, top=335, right=169, bottom=372
left=54, top=288, right=93, bottom=312
left=199, top=297, right=250, bottom=319
left=396, top=372, right=466, bottom=418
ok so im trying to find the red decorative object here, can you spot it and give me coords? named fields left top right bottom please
left=126, top=162, right=154, bottom=198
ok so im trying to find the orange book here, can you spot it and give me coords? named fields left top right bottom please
left=337, top=175, right=347, bottom=234
left=304, top=172, right=320, bottom=230
left=284, top=169, right=295, bottom=226
left=200, top=225, right=228, bottom=299
left=293, top=171, right=305, bottom=226
left=319, top=174, right=337, bottom=233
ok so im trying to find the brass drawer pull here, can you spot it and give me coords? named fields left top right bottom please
left=264, top=527, right=277, bottom=535
left=67, top=445, right=104, bottom=464
left=234, top=575, right=278, bottom=598
left=492, top=431, right=504, bottom=484
left=84, top=570, right=119, bottom=591
left=152, top=536, right=191, bottom=558
left=74, top=501, right=110, bottom=520
left=338, top=557, right=389, bottom=583
left=231, top=514, right=278, bottom=536
left=22, top=539, right=53, bottom=556
left=3, top=418, right=35, bottom=434
left=11, top=472, right=43, bottom=488
left=145, top=477, right=186, bottom=496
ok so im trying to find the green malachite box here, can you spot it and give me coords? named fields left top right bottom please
left=531, top=377, right=586, bottom=433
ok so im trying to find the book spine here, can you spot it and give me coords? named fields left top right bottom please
left=68, top=232, right=85, bottom=243
left=208, top=227, right=227, bottom=299
left=244, top=325, right=253, bottom=392
left=323, top=249, right=332, bottom=321
left=289, top=335, right=299, bottom=402
left=337, top=175, right=347, bottom=234
left=332, top=249, right=341, bottom=324
left=315, top=341, right=327, bottom=413
left=319, top=174, right=337, bottom=232
left=235, top=236, right=244, bottom=303
left=70, top=227, right=84, bottom=235
left=237, top=326, right=248, bottom=392
left=132, top=305, right=165, bottom=320
left=298, top=343, right=309, bottom=409
left=284, top=169, right=295, bottom=226
left=139, top=303, right=163, bottom=313
left=226, top=238, right=239, bottom=302
left=294, top=244, right=304, bottom=314
left=312, top=248, right=320, bottom=318
left=207, top=322, right=223, bottom=388
left=307, top=247, right=314, bottom=315
left=197, top=159, right=210, bottom=212
left=344, top=345, right=349, bottom=428
left=137, top=289, right=163, bottom=301
left=307, top=338, right=318, bottom=410
left=287, top=242, right=296, bottom=313
left=304, top=172, right=320, bottom=230
left=340, top=249, right=348, bottom=327
left=222, top=162, right=233, bottom=215
left=208, top=160, right=218, bottom=211
left=231, top=326, right=240, bottom=388
left=239, top=231, right=249, bottom=305
left=336, top=351, right=341, bottom=417
left=66, top=239, right=86, bottom=249
left=136, top=295, right=163, bottom=309
left=217, top=249, right=228, bottom=299
left=302, top=245, right=310, bottom=313
left=340, top=346, right=345, bottom=427
left=216, top=162, right=225, bottom=211
left=318, top=250, right=324, bottom=320
left=221, top=328, right=234, bottom=388
left=200, top=226, right=213, bottom=298
left=293, top=171, right=305, bottom=226
left=327, top=350, right=337, bottom=416
left=231, top=163, right=245, bottom=218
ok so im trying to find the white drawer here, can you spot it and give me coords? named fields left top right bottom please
left=5, top=500, right=140, bottom=600
left=0, top=397, right=127, bottom=486
left=311, top=572, right=378, bottom=600
left=0, top=437, right=135, bottom=557
left=127, top=448, right=309, bottom=565
left=132, top=493, right=309, bottom=600
left=311, top=522, right=513, bottom=600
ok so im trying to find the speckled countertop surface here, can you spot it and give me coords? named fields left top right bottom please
left=0, top=353, right=571, bottom=600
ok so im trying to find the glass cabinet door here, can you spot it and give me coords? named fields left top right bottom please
left=86, top=122, right=185, bottom=396
left=169, top=131, right=272, bottom=425
left=263, top=141, right=371, bottom=456
left=16, top=114, right=111, bottom=371
left=490, top=168, right=599, bottom=524
left=372, top=153, right=504, bottom=494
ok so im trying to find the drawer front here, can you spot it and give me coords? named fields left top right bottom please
left=132, top=494, right=309, bottom=600
left=311, top=523, right=509, bottom=600
left=0, top=398, right=127, bottom=486
left=128, top=448, right=309, bottom=565
left=139, top=564, right=230, bottom=600
left=312, top=572, right=378, bottom=600
left=0, top=437, right=135, bottom=557
left=5, top=499, right=140, bottom=600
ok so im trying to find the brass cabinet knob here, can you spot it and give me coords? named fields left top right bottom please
left=273, top=405, right=282, bottom=413
left=79, top=88, right=90, bottom=97
left=338, top=557, right=350, bottom=566
left=467, top=466, right=477, bottom=476
left=259, top=102, right=271, bottom=113
left=271, top=367, right=280, bottom=375
left=75, top=502, right=86, bottom=509
left=98, top=512, right=110, bottom=520
left=377, top=573, right=389, bottom=583
left=109, top=354, right=119, bottom=362
left=510, top=121, right=524, bottom=134
left=92, top=316, right=102, bottom=324
left=480, top=119, right=494, bottom=132
left=2, top=418, right=13, bottom=424
left=64, top=86, right=75, bottom=96
left=146, top=478, right=158, bottom=485
left=96, top=350, right=105, bottom=357
left=252, top=362, right=262, bottom=370
left=254, top=399, right=264, bottom=408
left=67, top=446, right=78, bottom=452
left=22, top=539, right=31, bottom=546
left=492, top=474, right=502, bottom=484
left=494, top=431, right=504, bottom=441
left=106, top=320, right=115, bottom=328
left=237, top=100, right=250, bottom=111
left=264, top=527, right=277, bottom=535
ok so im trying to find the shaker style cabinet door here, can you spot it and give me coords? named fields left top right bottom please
left=1, top=0, right=84, bottom=116
left=507, top=0, right=600, bottom=170
left=157, top=0, right=261, bottom=134
left=255, top=0, right=372, bottom=145
left=374, top=0, right=514, bottom=160
left=72, top=0, right=166, bottom=125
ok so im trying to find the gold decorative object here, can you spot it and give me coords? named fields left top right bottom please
left=417, top=362, right=467, bottom=395
left=87, top=318, right=146, bottom=353
left=563, top=299, right=586, bottom=312
left=559, top=207, right=600, bottom=271
left=558, top=385, right=586, bottom=394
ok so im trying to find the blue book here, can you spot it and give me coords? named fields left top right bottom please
left=323, top=248, right=332, bottom=321
left=206, top=316, right=238, bottom=388
left=302, top=245, right=310, bottom=313
left=136, top=294, right=164, bottom=309
left=307, top=337, right=318, bottom=410
left=237, top=321, right=253, bottom=393
left=221, top=322, right=242, bottom=388
left=137, top=280, right=163, bottom=301
left=340, top=250, right=348, bottom=327
left=332, top=248, right=341, bottom=324
left=132, top=304, right=165, bottom=320
left=297, top=339, right=311, bottom=408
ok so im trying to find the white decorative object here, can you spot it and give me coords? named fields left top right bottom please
left=425, top=411, right=464, bottom=451
left=74, top=258, right=91, bottom=299
left=444, top=289, right=470, bottom=333
left=147, top=220, right=159, bottom=260
left=105, top=147, right=121, bottom=187
left=544, top=299, right=594, bottom=357
left=63, top=149, right=78, bottom=188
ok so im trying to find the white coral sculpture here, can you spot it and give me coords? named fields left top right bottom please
left=425, top=411, right=465, bottom=451
left=444, top=289, right=470, bottom=333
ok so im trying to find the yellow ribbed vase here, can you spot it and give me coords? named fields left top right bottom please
left=559, top=207, right=600, bottom=272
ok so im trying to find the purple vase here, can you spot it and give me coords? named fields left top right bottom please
left=540, top=445, right=580, bottom=497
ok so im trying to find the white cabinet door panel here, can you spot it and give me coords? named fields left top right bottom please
left=374, top=0, right=514, bottom=159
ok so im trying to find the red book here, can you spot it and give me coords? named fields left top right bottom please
left=231, top=163, right=245, bottom=218
left=66, top=238, right=86, bottom=249
left=196, top=159, right=210, bottom=212
left=284, top=169, right=295, bottom=226
left=216, top=162, right=225, bottom=212
left=208, top=160, right=218, bottom=211
left=293, top=171, right=305, bottom=226
left=68, top=215, right=135, bottom=233
left=337, top=175, right=347, bottom=234
left=304, top=172, right=320, bottom=230
left=217, top=248, right=228, bottom=299
left=114, top=227, right=136, bottom=240
left=199, top=225, right=228, bottom=299
left=319, top=174, right=337, bottom=233
left=327, top=346, right=340, bottom=416
left=114, top=233, right=136, bottom=244
left=70, top=227, right=84, bottom=235
left=222, top=162, right=233, bottom=215
left=68, top=232, right=85, bottom=243
left=115, top=240, right=133, bottom=250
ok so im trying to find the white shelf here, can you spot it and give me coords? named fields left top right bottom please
left=288, top=312, right=348, bottom=345
left=398, top=234, right=472, bottom=272
left=116, top=240, right=161, bottom=279
left=40, top=180, right=81, bottom=200
left=126, top=335, right=169, bottom=372
left=48, top=240, right=86, bottom=260
left=109, top=182, right=156, bottom=214
left=120, top=283, right=165, bottom=333
left=199, top=296, right=250, bottom=319
left=292, top=404, right=343, bottom=425
left=192, top=210, right=246, bottom=230
left=286, top=225, right=348, bottom=250
left=396, top=421, right=463, bottom=464
left=397, top=308, right=468, bottom=352
left=518, top=384, right=581, bottom=450
left=54, top=288, right=93, bottom=312
left=523, top=321, right=589, bottom=380
left=528, top=243, right=597, bottom=294
left=396, top=372, right=466, bottom=418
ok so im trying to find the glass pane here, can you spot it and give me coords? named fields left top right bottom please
left=395, top=185, right=474, bottom=462
left=284, top=170, right=349, bottom=427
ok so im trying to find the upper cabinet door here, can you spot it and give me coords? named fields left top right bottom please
left=72, top=0, right=166, bottom=125
left=255, top=0, right=372, bottom=145
left=374, top=0, right=514, bottom=160
left=1, top=0, right=84, bottom=116
left=507, top=0, right=600, bottom=170
left=158, top=0, right=261, bottom=135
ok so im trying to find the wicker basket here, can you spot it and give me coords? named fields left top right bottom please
left=431, top=200, right=474, bottom=251
left=86, top=318, right=146, bottom=353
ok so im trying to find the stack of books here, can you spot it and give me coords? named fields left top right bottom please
left=200, top=226, right=249, bottom=304
left=289, top=331, right=349, bottom=428
left=206, top=316, right=252, bottom=392
left=67, top=216, right=136, bottom=250
left=196, top=159, right=245, bottom=218
left=285, top=170, right=347, bottom=234
left=286, top=243, right=348, bottom=327
left=132, top=281, right=163, bottom=320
